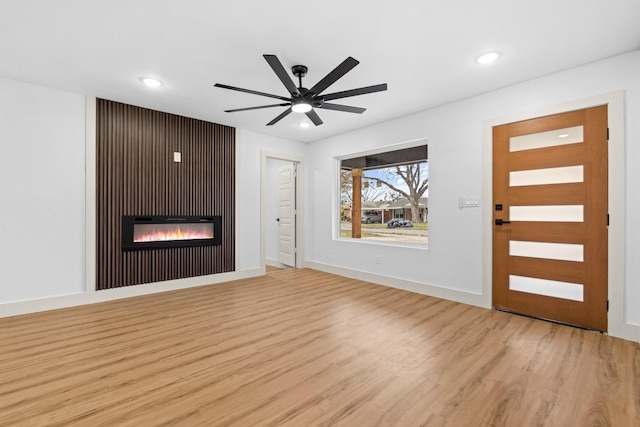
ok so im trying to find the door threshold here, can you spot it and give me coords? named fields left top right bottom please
left=493, top=307, right=604, bottom=333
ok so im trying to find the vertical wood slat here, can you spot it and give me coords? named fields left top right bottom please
left=95, top=99, right=235, bottom=290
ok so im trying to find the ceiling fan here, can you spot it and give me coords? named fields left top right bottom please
left=214, top=54, right=387, bottom=126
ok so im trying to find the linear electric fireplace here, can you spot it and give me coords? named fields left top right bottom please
left=122, top=216, right=222, bottom=251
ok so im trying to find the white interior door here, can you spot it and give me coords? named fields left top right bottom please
left=277, top=163, right=296, bottom=267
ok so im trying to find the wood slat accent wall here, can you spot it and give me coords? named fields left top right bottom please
left=96, top=99, right=235, bottom=290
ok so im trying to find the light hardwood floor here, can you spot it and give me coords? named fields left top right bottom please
left=1, top=269, right=638, bottom=426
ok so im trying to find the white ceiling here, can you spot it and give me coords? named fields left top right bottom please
left=1, top=0, right=639, bottom=143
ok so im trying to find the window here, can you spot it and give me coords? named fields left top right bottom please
left=339, top=143, right=428, bottom=245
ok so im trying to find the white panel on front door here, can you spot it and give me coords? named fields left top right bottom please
left=509, top=275, right=584, bottom=302
left=509, top=205, right=584, bottom=222
left=277, top=164, right=296, bottom=267
left=509, top=125, right=584, bottom=152
left=509, top=165, right=584, bottom=187
left=510, top=240, right=584, bottom=262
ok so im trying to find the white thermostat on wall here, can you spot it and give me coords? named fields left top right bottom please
left=173, top=152, right=181, bottom=163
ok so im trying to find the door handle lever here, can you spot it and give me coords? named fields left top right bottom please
left=495, top=219, right=511, bottom=226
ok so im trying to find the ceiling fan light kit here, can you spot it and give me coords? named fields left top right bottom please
left=291, top=98, right=312, bottom=113
left=215, top=54, right=387, bottom=126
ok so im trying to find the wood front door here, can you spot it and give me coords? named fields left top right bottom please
left=492, top=106, right=608, bottom=331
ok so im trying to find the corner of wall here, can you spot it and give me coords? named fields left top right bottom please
left=85, top=96, right=97, bottom=293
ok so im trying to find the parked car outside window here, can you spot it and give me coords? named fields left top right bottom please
left=361, top=211, right=382, bottom=223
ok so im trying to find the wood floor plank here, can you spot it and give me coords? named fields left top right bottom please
left=0, top=268, right=638, bottom=426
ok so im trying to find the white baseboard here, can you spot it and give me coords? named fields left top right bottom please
left=610, top=320, right=640, bottom=343
left=306, top=262, right=640, bottom=343
left=0, top=268, right=263, bottom=318
left=265, top=258, right=295, bottom=269
left=265, top=258, right=280, bottom=267
left=305, top=261, right=487, bottom=308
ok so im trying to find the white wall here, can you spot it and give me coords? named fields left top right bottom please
left=305, top=50, right=640, bottom=333
left=236, top=129, right=307, bottom=271
left=0, top=77, right=86, bottom=304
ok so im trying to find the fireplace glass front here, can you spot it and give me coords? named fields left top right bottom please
left=122, top=216, right=222, bottom=251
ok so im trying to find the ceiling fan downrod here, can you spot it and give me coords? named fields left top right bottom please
left=291, top=64, right=307, bottom=90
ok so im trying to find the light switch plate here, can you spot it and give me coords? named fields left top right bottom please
left=173, top=152, right=181, bottom=162
left=459, top=196, right=480, bottom=209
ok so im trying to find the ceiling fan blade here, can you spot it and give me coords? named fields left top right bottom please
left=224, top=103, right=290, bottom=113
left=322, top=83, right=388, bottom=101
left=305, top=109, right=324, bottom=126
left=263, top=55, right=300, bottom=97
left=267, top=107, right=292, bottom=126
left=317, top=103, right=366, bottom=114
left=214, top=83, right=290, bottom=101
left=309, top=57, right=359, bottom=95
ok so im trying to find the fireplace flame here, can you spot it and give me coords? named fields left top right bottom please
left=134, top=225, right=214, bottom=243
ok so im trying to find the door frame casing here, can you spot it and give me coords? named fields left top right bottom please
left=482, top=91, right=635, bottom=341
left=261, top=151, right=305, bottom=271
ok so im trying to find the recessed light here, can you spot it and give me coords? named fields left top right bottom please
left=141, top=77, right=163, bottom=87
left=558, top=133, right=570, bottom=138
left=298, top=122, right=310, bottom=128
left=475, top=51, right=501, bottom=65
